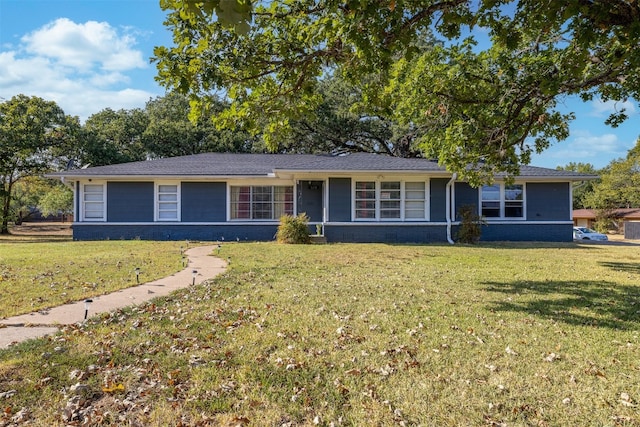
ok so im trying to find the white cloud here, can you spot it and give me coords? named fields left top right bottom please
left=537, top=131, right=634, bottom=168
left=589, top=98, right=637, bottom=118
left=0, top=18, right=156, bottom=121
left=22, top=18, right=146, bottom=72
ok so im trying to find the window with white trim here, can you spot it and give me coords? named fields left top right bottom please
left=354, top=180, right=428, bottom=221
left=82, top=183, right=105, bottom=221
left=230, top=186, right=293, bottom=220
left=481, top=183, right=524, bottom=218
left=156, top=183, right=180, bottom=221
left=404, top=182, right=427, bottom=219
left=355, top=182, right=376, bottom=219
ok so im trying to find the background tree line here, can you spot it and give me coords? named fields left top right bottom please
left=3, top=90, right=639, bottom=235
left=0, top=77, right=423, bottom=233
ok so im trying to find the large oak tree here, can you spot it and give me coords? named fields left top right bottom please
left=154, top=0, right=640, bottom=183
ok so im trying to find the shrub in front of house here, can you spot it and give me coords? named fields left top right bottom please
left=456, top=205, right=485, bottom=244
left=276, top=213, right=311, bottom=244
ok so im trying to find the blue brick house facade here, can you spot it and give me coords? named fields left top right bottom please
left=48, top=153, right=593, bottom=243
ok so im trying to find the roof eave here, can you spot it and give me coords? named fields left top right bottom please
left=45, top=173, right=275, bottom=180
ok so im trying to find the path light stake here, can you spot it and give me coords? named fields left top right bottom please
left=217, top=244, right=222, bottom=254
left=180, top=245, right=183, bottom=255
left=135, top=267, right=140, bottom=284
left=192, top=269, right=198, bottom=285
left=84, top=299, right=93, bottom=320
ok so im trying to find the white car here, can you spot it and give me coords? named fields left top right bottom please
left=573, top=227, right=608, bottom=241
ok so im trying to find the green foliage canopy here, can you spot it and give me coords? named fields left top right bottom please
left=83, top=108, right=150, bottom=165
left=584, top=138, right=640, bottom=209
left=0, top=95, right=67, bottom=233
left=154, top=0, right=640, bottom=184
left=38, top=182, right=73, bottom=219
left=143, top=92, right=255, bottom=157
left=281, top=75, right=422, bottom=157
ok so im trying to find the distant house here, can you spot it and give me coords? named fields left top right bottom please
left=573, top=208, right=640, bottom=231
left=48, top=153, right=594, bottom=243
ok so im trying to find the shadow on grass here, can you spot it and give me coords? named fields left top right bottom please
left=0, top=235, right=72, bottom=243
left=599, top=261, right=640, bottom=274
left=484, top=280, right=640, bottom=330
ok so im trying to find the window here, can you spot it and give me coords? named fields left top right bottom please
left=354, top=180, right=428, bottom=221
left=230, top=186, right=293, bottom=220
left=355, top=182, right=376, bottom=219
left=481, top=183, right=524, bottom=219
left=481, top=184, right=501, bottom=218
left=380, top=182, right=401, bottom=219
left=404, top=182, right=426, bottom=219
left=156, top=183, right=179, bottom=221
left=82, top=183, right=105, bottom=221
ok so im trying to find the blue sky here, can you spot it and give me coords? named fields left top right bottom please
left=1, top=0, right=638, bottom=170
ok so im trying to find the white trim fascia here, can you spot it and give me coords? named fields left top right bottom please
left=569, top=184, right=574, bottom=220
left=52, top=173, right=590, bottom=182
left=278, top=171, right=451, bottom=180
left=53, top=174, right=279, bottom=181
left=492, top=177, right=594, bottom=183
left=70, top=220, right=574, bottom=226
left=226, top=178, right=295, bottom=186
left=72, top=221, right=282, bottom=226
left=481, top=220, right=574, bottom=225
left=324, top=221, right=451, bottom=226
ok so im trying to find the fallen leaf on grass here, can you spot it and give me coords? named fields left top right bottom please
left=0, top=390, right=17, bottom=399
left=226, top=416, right=250, bottom=426
left=101, top=383, right=125, bottom=393
left=544, top=352, right=560, bottom=362
left=619, top=392, right=635, bottom=407
left=585, top=362, right=607, bottom=380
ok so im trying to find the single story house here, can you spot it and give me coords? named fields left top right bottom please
left=48, top=153, right=594, bottom=243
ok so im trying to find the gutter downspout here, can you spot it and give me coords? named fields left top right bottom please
left=445, top=173, right=458, bottom=244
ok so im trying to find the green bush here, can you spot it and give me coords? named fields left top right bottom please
left=276, top=213, right=311, bottom=244
left=456, top=205, right=485, bottom=244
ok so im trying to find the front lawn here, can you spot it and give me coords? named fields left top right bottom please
left=1, top=242, right=638, bottom=426
left=0, top=240, right=184, bottom=317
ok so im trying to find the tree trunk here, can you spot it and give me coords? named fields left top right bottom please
left=1, top=201, right=10, bottom=234
left=1, top=181, right=13, bottom=234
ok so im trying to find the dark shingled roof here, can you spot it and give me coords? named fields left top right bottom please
left=49, top=152, right=596, bottom=179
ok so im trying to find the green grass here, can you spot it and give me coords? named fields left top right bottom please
left=0, top=240, right=185, bottom=317
left=1, top=242, right=639, bottom=426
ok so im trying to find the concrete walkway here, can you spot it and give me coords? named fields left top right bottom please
left=0, top=245, right=226, bottom=349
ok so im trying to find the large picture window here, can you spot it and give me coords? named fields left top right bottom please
left=481, top=183, right=524, bottom=219
left=354, top=180, right=427, bottom=221
left=82, top=183, right=105, bottom=221
left=156, top=183, right=180, bottom=221
left=230, top=186, right=293, bottom=220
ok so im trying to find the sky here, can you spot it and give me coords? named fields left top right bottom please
left=1, top=0, right=639, bottom=170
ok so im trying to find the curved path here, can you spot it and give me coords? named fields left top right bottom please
left=0, top=245, right=226, bottom=349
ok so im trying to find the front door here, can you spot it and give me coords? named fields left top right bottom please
left=297, top=180, right=324, bottom=222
